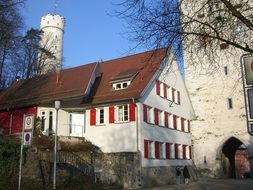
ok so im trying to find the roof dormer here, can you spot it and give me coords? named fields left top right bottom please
left=110, top=69, right=139, bottom=90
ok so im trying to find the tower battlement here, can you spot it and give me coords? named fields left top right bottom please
left=40, top=14, right=65, bottom=31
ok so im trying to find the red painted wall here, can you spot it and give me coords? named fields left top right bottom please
left=0, top=107, right=37, bottom=135
left=235, top=149, right=250, bottom=178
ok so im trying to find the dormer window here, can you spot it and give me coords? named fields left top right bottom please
left=113, top=81, right=131, bottom=90
left=110, top=69, right=139, bottom=90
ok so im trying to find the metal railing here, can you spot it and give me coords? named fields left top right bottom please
left=38, top=149, right=94, bottom=178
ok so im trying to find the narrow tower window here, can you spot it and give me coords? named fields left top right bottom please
left=227, top=98, right=233, bottom=109
left=224, top=66, right=228, bottom=75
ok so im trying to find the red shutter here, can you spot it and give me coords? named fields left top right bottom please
left=109, top=106, right=115, bottom=123
left=90, top=108, right=96, bottom=125
left=166, top=143, right=170, bottom=159
left=156, top=80, right=160, bottom=95
left=143, top=104, right=147, bottom=122
left=181, top=118, right=185, bottom=132
left=172, top=88, right=175, bottom=102
left=189, top=146, right=192, bottom=159
left=164, top=83, right=167, bottom=98
left=177, top=91, right=180, bottom=105
left=183, top=145, right=186, bottom=159
left=164, top=112, right=168, bottom=127
left=154, top=108, right=159, bottom=125
left=175, top=144, right=178, bottom=159
left=173, top=115, right=177, bottom=129
left=129, top=103, right=136, bottom=121
left=144, top=140, right=149, bottom=158
left=188, top=120, right=190, bottom=132
left=155, top=141, right=160, bottom=159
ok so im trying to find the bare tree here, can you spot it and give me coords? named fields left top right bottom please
left=9, top=28, right=57, bottom=80
left=0, top=0, right=25, bottom=87
left=117, top=0, right=253, bottom=68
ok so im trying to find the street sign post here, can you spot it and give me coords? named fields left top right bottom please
left=18, top=114, right=34, bottom=190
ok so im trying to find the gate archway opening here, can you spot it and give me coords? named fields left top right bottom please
left=221, top=137, right=250, bottom=178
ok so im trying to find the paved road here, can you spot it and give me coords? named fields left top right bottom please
left=143, top=178, right=253, bottom=190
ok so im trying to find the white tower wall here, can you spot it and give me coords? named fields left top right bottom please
left=39, top=14, right=65, bottom=73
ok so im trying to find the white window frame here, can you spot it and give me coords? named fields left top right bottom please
left=169, top=114, right=174, bottom=129
left=160, top=142, right=166, bottom=159
left=160, top=82, right=164, bottom=98
left=170, top=143, right=175, bottom=159
left=158, top=110, right=163, bottom=126
left=168, top=86, right=173, bottom=101
left=178, top=144, right=183, bottom=159
left=116, top=105, right=129, bottom=122
left=148, top=141, right=155, bottom=158
left=174, top=89, right=180, bottom=104
left=113, top=81, right=131, bottom=90
left=97, top=107, right=105, bottom=125
left=177, top=117, right=181, bottom=131
left=147, top=106, right=153, bottom=124
left=184, top=119, right=189, bottom=132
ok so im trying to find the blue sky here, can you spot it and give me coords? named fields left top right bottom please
left=21, top=0, right=144, bottom=68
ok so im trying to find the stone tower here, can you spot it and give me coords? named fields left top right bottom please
left=39, top=14, right=65, bottom=74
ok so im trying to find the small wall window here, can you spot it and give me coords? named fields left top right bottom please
left=148, top=141, right=155, bottom=158
left=117, top=105, right=129, bottom=122
left=97, top=108, right=104, bottom=124
left=227, top=98, right=233, bottom=109
left=147, top=106, right=153, bottom=124
left=224, top=66, right=228, bottom=75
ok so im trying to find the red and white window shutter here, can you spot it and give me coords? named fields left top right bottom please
left=182, top=145, right=187, bottom=159
left=144, top=139, right=149, bottom=158
left=109, top=106, right=115, bottom=123
left=90, top=108, right=96, bottom=125
left=129, top=103, right=136, bottom=121
left=177, top=91, right=180, bottom=105
left=166, top=143, right=170, bottom=159
left=154, top=108, right=159, bottom=125
left=156, top=80, right=160, bottom=95
left=143, top=104, right=147, bottom=122
left=181, top=118, right=185, bottom=132
left=155, top=141, right=160, bottom=159
left=164, top=112, right=169, bottom=127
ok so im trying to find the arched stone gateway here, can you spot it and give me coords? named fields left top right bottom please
left=221, top=137, right=250, bottom=178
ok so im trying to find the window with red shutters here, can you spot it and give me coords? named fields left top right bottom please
left=109, top=106, right=115, bottom=123
left=182, top=145, right=187, bottom=159
left=164, top=83, right=167, bottom=98
left=154, top=108, right=159, bottom=125
left=129, top=103, right=136, bottom=121
left=175, top=144, right=179, bottom=159
left=144, top=139, right=149, bottom=158
left=143, top=104, right=147, bottom=122
left=173, top=115, right=177, bottom=129
left=155, top=141, right=160, bottom=159
left=156, top=80, right=160, bottom=95
left=172, top=88, right=175, bottom=102
left=164, top=112, right=168, bottom=127
left=166, top=143, right=170, bottom=159
left=181, top=118, right=185, bottom=132
left=90, top=108, right=96, bottom=125
left=177, top=91, right=181, bottom=105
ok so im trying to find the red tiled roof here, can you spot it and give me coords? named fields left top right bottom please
left=86, top=48, right=167, bottom=105
left=0, top=63, right=97, bottom=110
left=0, top=48, right=167, bottom=110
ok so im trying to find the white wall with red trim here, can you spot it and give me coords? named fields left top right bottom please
left=139, top=55, right=194, bottom=167
left=85, top=103, right=138, bottom=153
